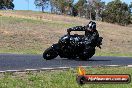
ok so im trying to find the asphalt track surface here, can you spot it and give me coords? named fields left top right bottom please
left=0, top=54, right=132, bottom=71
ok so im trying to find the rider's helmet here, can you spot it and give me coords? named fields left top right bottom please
left=87, top=21, right=96, bottom=32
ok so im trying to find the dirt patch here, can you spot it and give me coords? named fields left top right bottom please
left=0, top=10, right=132, bottom=55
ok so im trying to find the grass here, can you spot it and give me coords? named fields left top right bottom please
left=0, top=10, right=132, bottom=56
left=95, top=52, right=132, bottom=57
left=0, top=16, right=77, bottom=54
left=0, top=67, right=132, bottom=88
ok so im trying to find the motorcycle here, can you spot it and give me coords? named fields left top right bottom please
left=43, top=28, right=103, bottom=60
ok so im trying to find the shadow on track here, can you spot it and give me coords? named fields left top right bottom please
left=60, top=58, right=111, bottom=62
left=88, top=59, right=111, bottom=61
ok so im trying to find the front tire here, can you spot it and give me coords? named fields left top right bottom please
left=43, top=47, right=58, bottom=60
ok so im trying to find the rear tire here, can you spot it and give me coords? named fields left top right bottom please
left=43, top=47, right=58, bottom=60
left=78, top=52, right=88, bottom=61
left=88, top=48, right=95, bottom=58
left=79, top=47, right=95, bottom=61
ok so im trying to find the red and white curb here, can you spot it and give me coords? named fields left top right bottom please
left=0, top=65, right=132, bottom=73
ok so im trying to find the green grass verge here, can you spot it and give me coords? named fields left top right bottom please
left=0, top=67, right=132, bottom=88
left=0, top=49, right=41, bottom=54
left=0, top=16, right=77, bottom=28
left=95, top=52, right=132, bottom=57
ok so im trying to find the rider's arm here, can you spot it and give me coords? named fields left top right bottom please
left=91, top=31, right=99, bottom=42
left=87, top=31, right=99, bottom=45
left=67, top=26, right=86, bottom=32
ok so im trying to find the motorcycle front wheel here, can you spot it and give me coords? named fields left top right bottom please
left=43, top=47, right=58, bottom=60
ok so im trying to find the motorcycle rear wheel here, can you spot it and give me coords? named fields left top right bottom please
left=79, top=47, right=95, bottom=61
left=79, top=55, right=89, bottom=61
left=43, top=47, right=58, bottom=60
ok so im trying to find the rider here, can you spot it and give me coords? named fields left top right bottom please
left=84, top=21, right=99, bottom=47
left=67, top=21, right=100, bottom=59
left=67, top=21, right=99, bottom=46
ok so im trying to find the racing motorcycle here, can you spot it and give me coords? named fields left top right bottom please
left=43, top=28, right=103, bottom=60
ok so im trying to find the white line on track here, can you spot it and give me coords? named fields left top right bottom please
left=0, top=65, right=132, bottom=73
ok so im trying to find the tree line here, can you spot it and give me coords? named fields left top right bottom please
left=35, top=0, right=132, bottom=26
left=0, top=0, right=14, bottom=10
left=0, top=0, right=131, bottom=26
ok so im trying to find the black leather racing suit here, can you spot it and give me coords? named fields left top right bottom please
left=67, top=26, right=99, bottom=46
left=67, top=26, right=99, bottom=58
left=84, top=30, right=99, bottom=47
